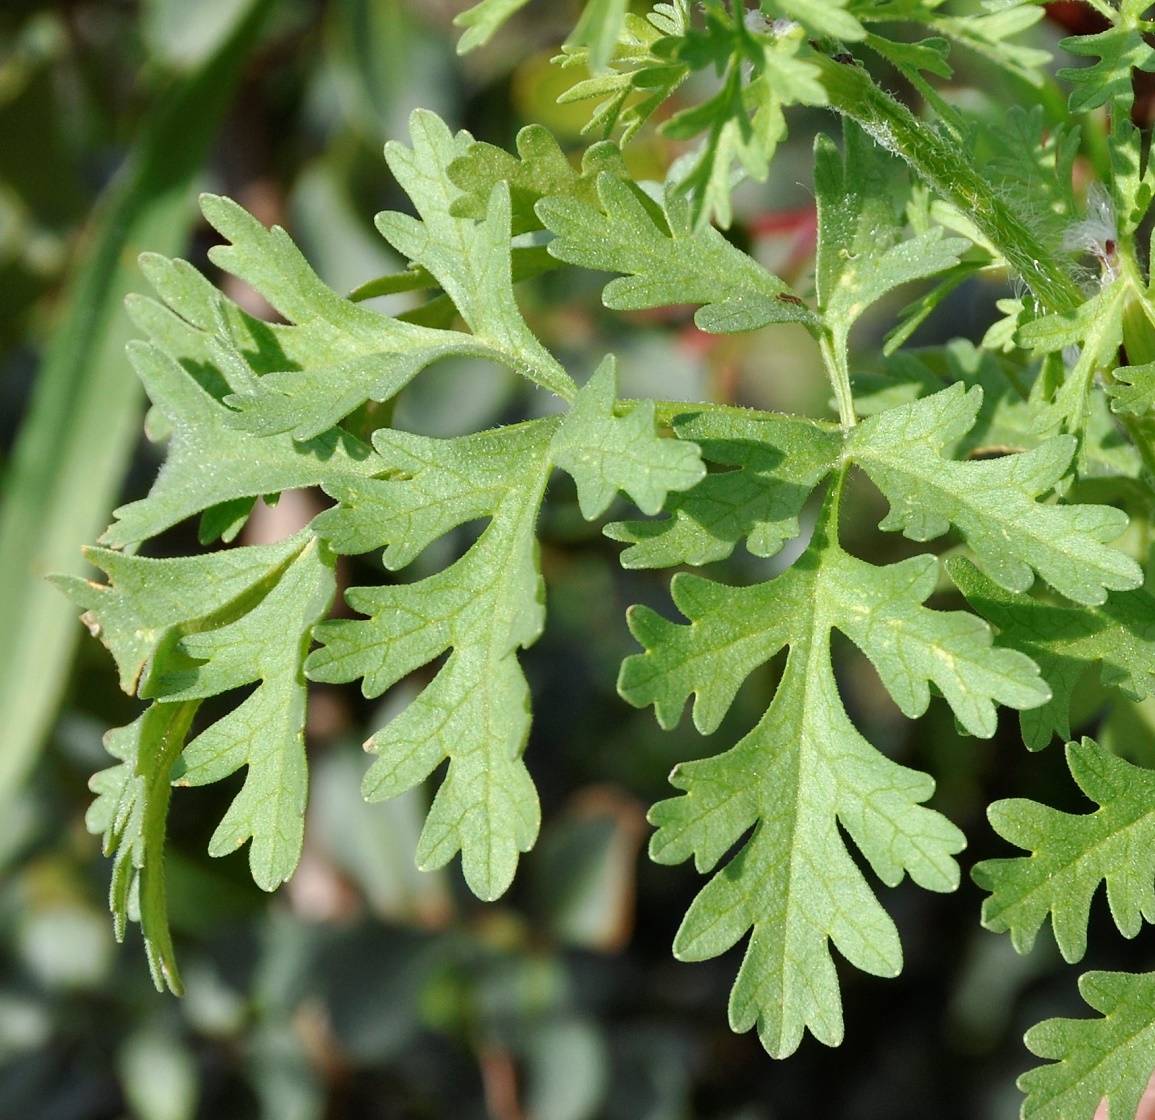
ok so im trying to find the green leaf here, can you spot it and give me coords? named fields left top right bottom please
left=99, top=338, right=381, bottom=549
left=51, top=535, right=305, bottom=694
left=1058, top=17, right=1155, bottom=115
left=151, top=538, right=336, bottom=891
left=376, top=111, right=575, bottom=400
left=448, top=124, right=628, bottom=236
left=932, top=5, right=1051, bottom=86
left=540, top=171, right=815, bottom=331
left=949, top=558, right=1155, bottom=750
left=606, top=409, right=841, bottom=568
left=815, top=123, right=968, bottom=353
left=550, top=355, right=705, bottom=518
left=453, top=0, right=533, bottom=54
left=307, top=422, right=555, bottom=900
left=1019, top=970, right=1155, bottom=1120
left=75, top=530, right=337, bottom=988
left=621, top=486, right=1049, bottom=1055
left=974, top=739, right=1155, bottom=962
left=776, top=0, right=864, bottom=41
left=567, top=0, right=629, bottom=73
left=1017, top=280, right=1129, bottom=441
left=0, top=0, right=274, bottom=812
left=555, top=7, right=690, bottom=144
left=848, top=383, right=1142, bottom=605
left=86, top=701, right=200, bottom=994
left=191, top=192, right=529, bottom=440
left=1109, top=361, right=1155, bottom=416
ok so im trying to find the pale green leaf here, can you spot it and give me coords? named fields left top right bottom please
left=99, top=339, right=381, bottom=548
left=550, top=355, right=705, bottom=518
left=949, top=558, right=1155, bottom=750
left=375, top=110, right=575, bottom=400
left=539, top=172, right=816, bottom=331
left=307, top=423, right=555, bottom=900
left=447, top=124, right=628, bottom=235
left=815, top=124, right=968, bottom=349
left=848, top=383, right=1142, bottom=605
left=153, top=538, right=336, bottom=890
left=1019, top=970, right=1155, bottom=1120
left=453, top=0, right=533, bottom=54
left=606, top=409, right=841, bottom=568
left=974, top=739, right=1155, bottom=962
left=51, top=536, right=303, bottom=694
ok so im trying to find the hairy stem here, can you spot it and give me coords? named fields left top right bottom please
left=815, top=55, right=1084, bottom=316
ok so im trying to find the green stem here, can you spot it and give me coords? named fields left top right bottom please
left=819, top=330, right=857, bottom=429
left=814, top=55, right=1084, bottom=316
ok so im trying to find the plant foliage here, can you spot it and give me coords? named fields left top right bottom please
left=62, top=0, right=1155, bottom=1112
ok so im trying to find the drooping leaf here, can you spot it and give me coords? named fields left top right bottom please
left=974, top=738, right=1155, bottom=962
left=86, top=701, right=199, bottom=994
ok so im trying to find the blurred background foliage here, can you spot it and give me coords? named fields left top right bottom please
left=3, top=2, right=1155, bottom=1119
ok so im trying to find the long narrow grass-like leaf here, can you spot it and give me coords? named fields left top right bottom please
left=0, top=0, right=275, bottom=806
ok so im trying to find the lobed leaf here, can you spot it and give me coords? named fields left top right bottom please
left=622, top=487, right=1050, bottom=1055
left=974, top=739, right=1155, bottom=962
left=100, top=339, right=381, bottom=548
left=848, top=383, right=1142, bottom=605
left=606, top=409, right=841, bottom=569
left=949, top=558, right=1155, bottom=749
left=154, top=539, right=336, bottom=891
left=307, top=423, right=555, bottom=900
left=447, top=124, right=628, bottom=235
left=539, top=172, right=817, bottom=332
left=1019, top=970, right=1155, bottom=1120
left=550, top=355, right=705, bottom=518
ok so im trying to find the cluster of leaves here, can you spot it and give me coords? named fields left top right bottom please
left=64, top=1, right=1155, bottom=1115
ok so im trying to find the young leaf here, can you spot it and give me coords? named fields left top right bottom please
left=1019, top=970, right=1155, bottom=1120
left=453, top=0, right=532, bottom=53
left=847, top=383, right=1143, bottom=605
left=621, top=486, right=1049, bottom=1056
left=549, top=355, right=705, bottom=518
left=815, top=123, right=968, bottom=395
left=973, top=739, right=1155, bottom=962
left=949, top=557, right=1155, bottom=750
left=606, top=409, right=842, bottom=568
left=539, top=172, right=817, bottom=332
